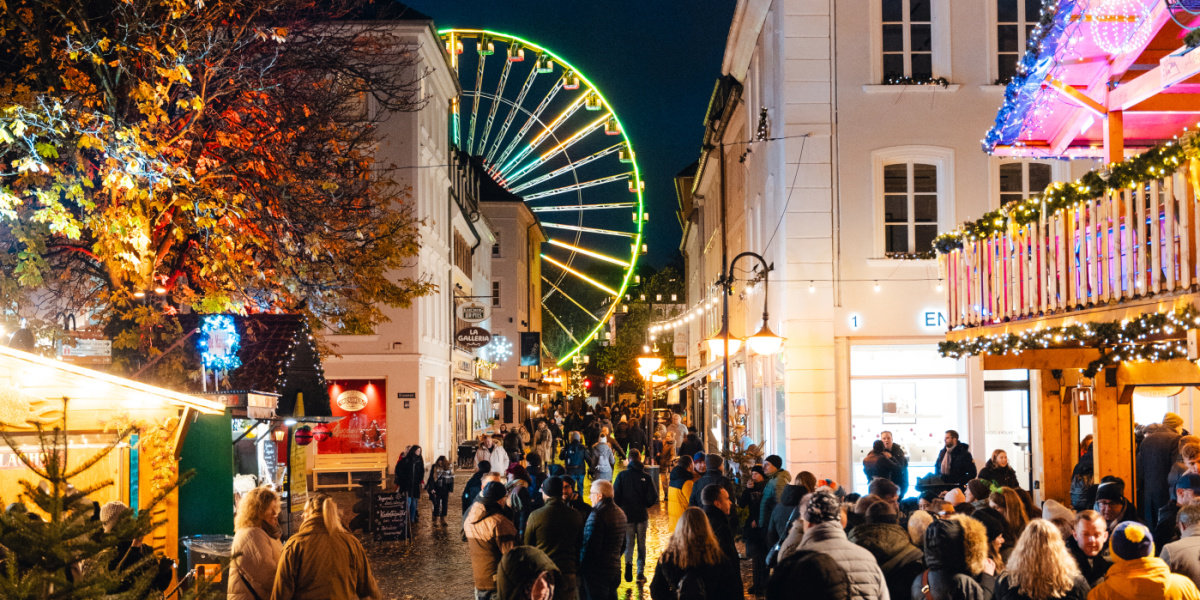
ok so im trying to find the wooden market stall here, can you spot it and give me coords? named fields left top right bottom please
left=939, top=0, right=1200, bottom=504
left=0, top=344, right=224, bottom=561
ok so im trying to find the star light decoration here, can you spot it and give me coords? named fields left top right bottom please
left=482, top=335, right=513, bottom=363
left=939, top=304, right=1200, bottom=378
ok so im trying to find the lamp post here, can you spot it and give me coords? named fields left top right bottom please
left=705, top=252, right=785, bottom=454
left=637, top=345, right=663, bottom=463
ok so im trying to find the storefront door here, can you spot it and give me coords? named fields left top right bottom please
left=983, top=370, right=1032, bottom=489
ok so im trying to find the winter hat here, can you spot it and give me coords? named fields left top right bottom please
left=481, top=481, right=508, bottom=503
left=967, top=479, right=992, bottom=502
left=693, top=451, right=706, bottom=464
left=705, top=454, right=724, bottom=472
left=970, top=507, right=1010, bottom=545
left=1095, top=481, right=1127, bottom=504
left=1165, top=412, right=1186, bottom=431
left=765, top=455, right=783, bottom=470
left=1041, top=499, right=1075, bottom=523
left=803, top=489, right=842, bottom=524
left=477, top=460, right=492, bottom=473
left=750, top=465, right=766, bottom=479
left=1109, top=521, right=1154, bottom=561
left=1179, top=474, right=1200, bottom=491
left=944, top=488, right=966, bottom=505
left=541, top=476, right=565, bottom=498
left=100, top=501, right=130, bottom=533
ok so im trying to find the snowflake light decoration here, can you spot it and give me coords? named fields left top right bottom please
left=483, top=335, right=513, bottom=363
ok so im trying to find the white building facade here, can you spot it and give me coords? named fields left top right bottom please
left=678, top=0, right=1090, bottom=496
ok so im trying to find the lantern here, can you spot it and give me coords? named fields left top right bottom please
left=311, top=422, right=332, bottom=442
left=293, top=425, right=313, bottom=446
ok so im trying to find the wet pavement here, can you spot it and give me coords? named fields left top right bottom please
left=326, top=469, right=758, bottom=599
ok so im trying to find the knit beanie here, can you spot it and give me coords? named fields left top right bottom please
left=1164, top=412, right=1185, bottom=431
left=967, top=479, right=992, bottom=502
left=100, top=501, right=130, bottom=533
left=541, top=476, right=564, bottom=498
left=1179, top=473, right=1200, bottom=491
left=803, top=489, right=842, bottom=524
left=481, top=481, right=507, bottom=502
left=1110, top=521, right=1154, bottom=561
left=693, top=451, right=706, bottom=465
left=705, top=454, right=724, bottom=472
left=970, top=506, right=1010, bottom=545
left=1041, top=499, right=1075, bottom=523
left=1095, top=481, right=1126, bottom=504
left=751, top=465, right=766, bottom=479
left=765, top=455, right=783, bottom=470
left=944, top=488, right=966, bottom=506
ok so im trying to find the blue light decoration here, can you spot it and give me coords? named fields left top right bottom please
left=199, top=315, right=242, bottom=371
left=983, top=0, right=1079, bottom=153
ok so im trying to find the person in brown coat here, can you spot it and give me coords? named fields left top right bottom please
left=272, top=493, right=380, bottom=600
left=465, top=481, right=520, bottom=599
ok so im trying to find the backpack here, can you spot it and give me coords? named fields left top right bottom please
left=676, top=570, right=706, bottom=600
left=1070, top=471, right=1094, bottom=510
left=564, top=444, right=587, bottom=469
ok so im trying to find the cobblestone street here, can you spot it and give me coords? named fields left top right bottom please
left=339, top=470, right=754, bottom=599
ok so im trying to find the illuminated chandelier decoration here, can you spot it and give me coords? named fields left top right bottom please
left=482, top=335, right=513, bottom=363
left=1089, top=0, right=1153, bottom=55
left=565, top=359, right=587, bottom=399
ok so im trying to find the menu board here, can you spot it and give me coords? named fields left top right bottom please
left=373, top=491, right=410, bottom=542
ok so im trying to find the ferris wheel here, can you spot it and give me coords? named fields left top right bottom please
left=441, top=29, right=646, bottom=366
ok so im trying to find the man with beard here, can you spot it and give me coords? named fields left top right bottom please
left=932, top=430, right=977, bottom=486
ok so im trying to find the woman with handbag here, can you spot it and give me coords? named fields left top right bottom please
left=228, top=487, right=283, bottom=600
left=427, top=455, right=455, bottom=526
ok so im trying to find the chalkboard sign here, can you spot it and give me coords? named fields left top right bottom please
left=372, top=491, right=410, bottom=542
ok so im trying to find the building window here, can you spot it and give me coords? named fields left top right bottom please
left=996, top=0, right=1041, bottom=84
left=453, top=231, right=472, bottom=275
left=492, top=281, right=501, bottom=307
left=883, top=163, right=938, bottom=254
left=492, top=232, right=501, bottom=257
left=882, top=0, right=932, bottom=81
left=998, top=161, right=1052, bottom=206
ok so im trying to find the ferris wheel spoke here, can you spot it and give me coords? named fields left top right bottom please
left=541, top=277, right=602, bottom=321
left=477, top=59, right=514, bottom=157
left=521, top=173, right=632, bottom=201
left=485, top=66, right=540, bottom=165
left=541, top=254, right=620, bottom=296
left=510, top=143, right=624, bottom=193
left=466, top=52, right=487, bottom=155
left=530, top=202, right=637, bottom=213
left=496, top=93, right=587, bottom=180
left=505, top=113, right=610, bottom=184
left=547, top=239, right=630, bottom=267
left=493, top=77, right=567, bottom=175
left=540, top=222, right=636, bottom=238
left=544, top=305, right=581, bottom=346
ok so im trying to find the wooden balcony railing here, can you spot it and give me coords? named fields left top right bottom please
left=943, top=167, right=1198, bottom=329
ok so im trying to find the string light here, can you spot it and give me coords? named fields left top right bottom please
left=1089, top=0, right=1152, bottom=55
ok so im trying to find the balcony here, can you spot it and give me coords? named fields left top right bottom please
left=941, top=158, right=1199, bottom=339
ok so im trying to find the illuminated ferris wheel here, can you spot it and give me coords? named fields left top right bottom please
left=441, top=29, right=646, bottom=366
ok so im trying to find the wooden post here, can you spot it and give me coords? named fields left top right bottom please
left=1105, top=110, right=1124, bottom=165
left=1093, top=368, right=1134, bottom=494
left=1038, top=369, right=1073, bottom=502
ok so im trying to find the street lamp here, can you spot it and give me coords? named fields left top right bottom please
left=705, top=251, right=786, bottom=454
left=637, top=345, right=662, bottom=465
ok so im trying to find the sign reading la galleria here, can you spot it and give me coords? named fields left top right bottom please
left=456, top=326, right=492, bottom=349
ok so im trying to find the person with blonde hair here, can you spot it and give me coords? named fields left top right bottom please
left=228, top=487, right=282, bottom=600
left=272, top=493, right=381, bottom=600
left=648, top=507, right=740, bottom=599
left=994, top=519, right=1089, bottom=600
left=907, top=508, right=934, bottom=548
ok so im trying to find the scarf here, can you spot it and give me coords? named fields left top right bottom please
left=941, top=444, right=953, bottom=475
left=260, top=517, right=282, bottom=539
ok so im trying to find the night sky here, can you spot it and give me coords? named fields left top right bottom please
left=401, top=0, right=737, bottom=267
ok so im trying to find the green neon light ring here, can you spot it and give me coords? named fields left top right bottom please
left=439, top=28, right=645, bottom=367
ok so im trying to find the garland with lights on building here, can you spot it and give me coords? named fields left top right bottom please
left=938, top=303, right=1200, bottom=378
left=933, top=128, right=1200, bottom=254
left=882, top=75, right=951, bottom=88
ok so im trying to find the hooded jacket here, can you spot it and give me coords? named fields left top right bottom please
left=666, top=465, right=694, bottom=533
left=272, top=517, right=381, bottom=600
left=464, top=500, right=519, bottom=591
left=496, top=546, right=562, bottom=600
left=849, top=521, right=924, bottom=600
left=524, top=497, right=584, bottom=578
left=933, top=443, right=978, bottom=486
left=613, top=460, right=659, bottom=523
left=911, top=515, right=995, bottom=600
left=394, top=452, right=425, bottom=496
left=1087, top=555, right=1200, bottom=600
left=759, top=468, right=792, bottom=527
left=768, top=484, right=806, bottom=550
left=590, top=440, right=616, bottom=479
left=779, top=520, right=890, bottom=600
left=688, top=470, right=735, bottom=509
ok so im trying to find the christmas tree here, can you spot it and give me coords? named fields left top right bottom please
left=0, top=407, right=206, bottom=599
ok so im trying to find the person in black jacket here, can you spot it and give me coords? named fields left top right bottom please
left=613, top=450, right=659, bottom=583
left=913, top=515, right=997, bottom=600
left=978, top=449, right=1021, bottom=489
left=740, top=467, right=768, bottom=594
left=688, top=454, right=736, bottom=514
left=678, top=432, right=703, bottom=458
left=767, top=478, right=809, bottom=553
left=1065, top=510, right=1111, bottom=586
left=933, top=430, right=978, bottom=486
left=1069, top=437, right=1095, bottom=510
left=1137, top=414, right=1184, bottom=529
left=864, top=440, right=902, bottom=491
left=848, top=499, right=924, bottom=600
left=463, top=460, right=490, bottom=514
left=579, top=480, right=627, bottom=600
left=395, top=445, right=425, bottom=524
left=766, top=549, right=853, bottom=600
left=700, top=484, right=745, bottom=600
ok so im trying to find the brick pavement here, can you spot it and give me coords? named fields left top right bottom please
left=333, top=469, right=756, bottom=599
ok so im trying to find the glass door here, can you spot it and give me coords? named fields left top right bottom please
left=983, top=370, right=1032, bottom=489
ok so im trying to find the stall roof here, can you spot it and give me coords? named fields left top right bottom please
left=986, top=0, right=1200, bottom=158
left=0, top=345, right=225, bottom=416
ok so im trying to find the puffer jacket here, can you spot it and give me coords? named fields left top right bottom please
left=579, top=498, right=627, bottom=583
left=759, top=468, right=791, bottom=527
left=778, top=520, right=889, bottom=600
left=1088, top=555, right=1200, bottom=600
left=666, top=465, right=694, bottom=533
left=272, top=517, right=381, bottom=600
left=613, top=461, right=658, bottom=523
left=848, top=521, right=924, bottom=600
left=228, top=526, right=283, bottom=600
left=464, top=501, right=519, bottom=591
left=768, top=484, right=806, bottom=550
left=978, top=462, right=1020, bottom=489
left=912, top=515, right=995, bottom=600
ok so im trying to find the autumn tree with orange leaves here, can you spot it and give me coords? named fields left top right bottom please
left=0, top=0, right=437, bottom=376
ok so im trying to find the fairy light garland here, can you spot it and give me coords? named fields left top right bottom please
left=939, top=304, right=1200, bottom=378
